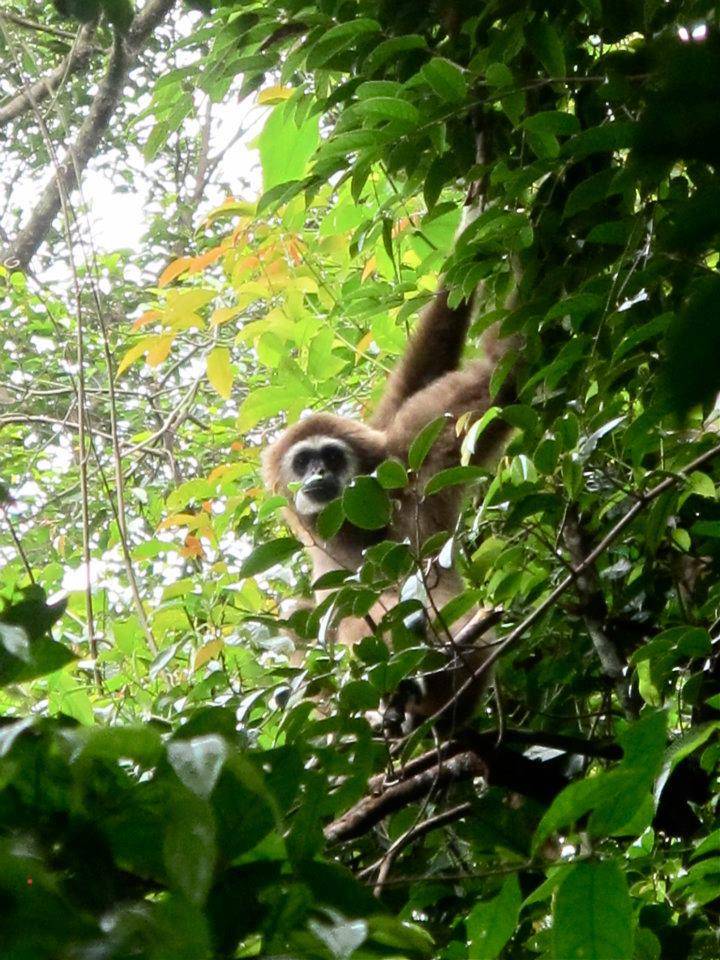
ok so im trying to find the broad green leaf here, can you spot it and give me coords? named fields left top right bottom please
left=163, top=793, right=216, bottom=905
left=305, top=18, right=381, bottom=70
left=355, top=97, right=420, bottom=126
left=421, top=58, right=468, bottom=102
left=526, top=20, right=566, bottom=77
left=343, top=476, right=391, bottom=530
left=74, top=726, right=163, bottom=767
left=460, top=407, right=501, bottom=465
left=533, top=770, right=648, bottom=853
left=408, top=416, right=447, bottom=471
left=466, top=875, right=521, bottom=959
left=257, top=101, right=319, bottom=192
left=238, top=538, right=302, bottom=578
left=363, top=35, right=427, bottom=75
left=376, top=459, right=408, bottom=489
left=316, top=498, right=345, bottom=539
left=167, top=734, right=228, bottom=799
left=553, top=861, right=633, bottom=960
left=424, top=464, right=485, bottom=495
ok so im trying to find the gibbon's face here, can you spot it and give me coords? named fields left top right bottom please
left=284, top=436, right=359, bottom=517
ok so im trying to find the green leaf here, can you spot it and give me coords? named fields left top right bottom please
left=167, top=734, right=228, bottom=800
left=363, top=35, right=427, bottom=75
left=305, top=18, right=382, bottom=70
left=553, top=861, right=634, bottom=960
left=342, top=476, right=391, bottom=530
left=461, top=407, right=501, bottom=465
left=466, top=875, right=521, bottom=959
left=164, top=793, right=216, bottom=906
left=101, top=0, right=134, bottom=31
left=526, top=20, right=566, bottom=77
left=355, top=97, right=420, bottom=127
left=376, top=459, right=408, bottom=489
left=316, top=498, right=345, bottom=539
left=0, top=620, right=75, bottom=687
left=286, top=772, right=325, bottom=863
left=533, top=770, right=649, bottom=853
left=408, top=416, right=447, bottom=471
left=258, top=102, right=319, bottom=193
left=565, top=122, right=634, bottom=160
left=563, top=168, right=622, bottom=218
left=424, top=465, right=485, bottom=496
left=237, top=538, right=302, bottom=578
left=659, top=275, right=720, bottom=414
left=523, top=110, right=579, bottom=137
left=75, top=726, right=163, bottom=767
left=421, top=58, right=468, bottom=102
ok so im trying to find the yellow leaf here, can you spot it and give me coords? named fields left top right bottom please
left=257, top=85, right=295, bottom=105
left=201, top=198, right=255, bottom=229
left=132, top=308, right=162, bottom=332
left=158, top=512, right=196, bottom=530
left=211, top=306, right=242, bottom=327
left=207, top=462, right=252, bottom=484
left=116, top=339, right=150, bottom=377
left=292, top=276, right=319, bottom=294
left=355, top=331, right=374, bottom=357
left=455, top=411, right=472, bottom=436
left=401, top=249, right=421, bottom=268
left=165, top=288, right=216, bottom=315
left=193, top=638, right=224, bottom=671
left=146, top=334, right=175, bottom=367
left=158, top=257, right=192, bottom=287
left=362, top=257, right=377, bottom=280
left=207, top=347, right=233, bottom=399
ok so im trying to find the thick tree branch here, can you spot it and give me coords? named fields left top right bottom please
left=4, top=0, right=178, bottom=271
left=0, top=22, right=100, bottom=128
left=325, top=751, right=486, bottom=845
left=327, top=731, right=584, bottom=845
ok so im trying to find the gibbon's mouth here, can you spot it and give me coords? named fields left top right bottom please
left=303, top=476, right=340, bottom=502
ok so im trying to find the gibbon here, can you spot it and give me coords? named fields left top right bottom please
left=263, top=275, right=517, bottom=733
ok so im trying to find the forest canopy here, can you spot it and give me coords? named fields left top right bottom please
left=2, top=1, right=720, bottom=958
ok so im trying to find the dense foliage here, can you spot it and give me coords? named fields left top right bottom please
left=3, top=0, right=720, bottom=957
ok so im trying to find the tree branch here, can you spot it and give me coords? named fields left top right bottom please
left=0, top=21, right=101, bottom=128
left=325, top=751, right=486, bottom=845
left=4, top=0, right=178, bottom=270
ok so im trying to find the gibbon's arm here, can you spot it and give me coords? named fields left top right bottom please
left=369, top=288, right=474, bottom=429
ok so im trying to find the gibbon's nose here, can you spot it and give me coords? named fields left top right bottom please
left=306, top=457, right=327, bottom=479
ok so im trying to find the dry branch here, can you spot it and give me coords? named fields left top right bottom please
left=0, top=21, right=101, bottom=128
left=4, top=0, right=178, bottom=270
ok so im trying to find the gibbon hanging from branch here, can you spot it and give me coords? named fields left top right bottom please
left=263, top=200, right=521, bottom=734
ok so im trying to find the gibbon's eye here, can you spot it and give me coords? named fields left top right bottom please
left=321, top=445, right=346, bottom=471
left=292, top=450, right=310, bottom=475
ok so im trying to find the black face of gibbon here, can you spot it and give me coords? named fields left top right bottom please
left=284, top=437, right=359, bottom=516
